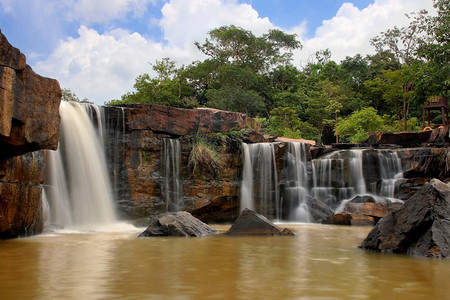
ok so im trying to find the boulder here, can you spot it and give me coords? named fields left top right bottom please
left=138, top=211, right=218, bottom=237
left=360, top=179, right=450, bottom=258
left=0, top=30, right=61, bottom=160
left=304, top=195, right=334, bottom=223
left=226, top=208, right=295, bottom=236
left=343, top=201, right=403, bottom=219
left=322, top=213, right=376, bottom=226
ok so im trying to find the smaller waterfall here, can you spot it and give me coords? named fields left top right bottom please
left=281, top=142, right=311, bottom=222
left=240, top=143, right=279, bottom=219
left=161, top=138, right=183, bottom=212
left=45, top=101, right=117, bottom=230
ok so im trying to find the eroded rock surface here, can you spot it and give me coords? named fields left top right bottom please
left=226, top=208, right=295, bottom=236
left=0, top=30, right=61, bottom=160
left=360, top=179, right=450, bottom=258
left=138, top=211, right=218, bottom=237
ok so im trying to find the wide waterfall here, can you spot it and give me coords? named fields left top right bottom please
left=44, top=101, right=118, bottom=230
left=242, top=142, right=404, bottom=222
left=161, top=138, right=183, bottom=211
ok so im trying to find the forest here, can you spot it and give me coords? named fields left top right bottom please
left=99, top=0, right=448, bottom=144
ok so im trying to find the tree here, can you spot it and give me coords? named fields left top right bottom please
left=61, top=88, right=91, bottom=103
left=195, top=25, right=302, bottom=73
left=107, top=58, right=195, bottom=108
left=335, top=107, right=384, bottom=143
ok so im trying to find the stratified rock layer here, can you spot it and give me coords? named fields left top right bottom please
left=360, top=179, right=450, bottom=258
left=0, top=30, right=61, bottom=238
left=0, top=30, right=61, bottom=160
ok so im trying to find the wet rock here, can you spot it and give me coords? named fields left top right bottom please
left=360, top=179, right=450, bottom=258
left=322, top=212, right=376, bottom=226
left=226, top=208, right=295, bottom=236
left=343, top=201, right=403, bottom=219
left=304, top=196, right=334, bottom=223
left=138, top=211, right=218, bottom=237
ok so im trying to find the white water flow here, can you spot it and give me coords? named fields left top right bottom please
left=161, top=138, right=183, bottom=212
left=282, top=142, right=311, bottom=222
left=243, top=143, right=405, bottom=222
left=45, top=101, right=117, bottom=230
left=311, top=149, right=404, bottom=212
left=240, top=143, right=279, bottom=219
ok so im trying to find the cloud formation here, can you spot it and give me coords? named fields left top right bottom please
left=28, top=0, right=436, bottom=104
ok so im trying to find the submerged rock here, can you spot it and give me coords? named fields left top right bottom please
left=226, top=208, right=295, bottom=236
left=138, top=211, right=218, bottom=237
left=360, top=179, right=450, bottom=258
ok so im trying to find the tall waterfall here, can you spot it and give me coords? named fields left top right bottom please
left=240, top=143, right=279, bottom=219
left=45, top=101, right=118, bottom=230
left=242, top=142, right=404, bottom=222
left=161, top=138, right=183, bottom=212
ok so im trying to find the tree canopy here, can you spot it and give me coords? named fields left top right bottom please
left=107, top=0, right=449, bottom=143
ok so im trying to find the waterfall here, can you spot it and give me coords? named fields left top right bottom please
left=281, top=142, right=311, bottom=222
left=242, top=142, right=405, bottom=222
left=45, top=101, right=118, bottom=230
left=161, top=138, right=183, bottom=212
left=312, top=149, right=404, bottom=210
left=240, top=143, right=279, bottom=219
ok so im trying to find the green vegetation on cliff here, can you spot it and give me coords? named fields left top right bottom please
left=107, top=0, right=449, bottom=144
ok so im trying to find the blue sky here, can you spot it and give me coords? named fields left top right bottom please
left=0, top=0, right=435, bottom=104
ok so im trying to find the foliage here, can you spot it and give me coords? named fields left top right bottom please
left=187, top=134, right=224, bottom=179
left=107, top=5, right=448, bottom=143
left=62, top=88, right=92, bottom=103
left=335, top=107, right=385, bottom=143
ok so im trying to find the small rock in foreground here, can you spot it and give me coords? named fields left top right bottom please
left=138, top=211, right=218, bottom=237
left=226, top=208, right=295, bottom=236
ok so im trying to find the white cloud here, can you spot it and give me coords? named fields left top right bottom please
left=291, top=0, right=436, bottom=65
left=35, top=0, right=277, bottom=104
left=65, top=0, right=156, bottom=24
left=159, top=0, right=274, bottom=48
left=33, top=0, right=436, bottom=104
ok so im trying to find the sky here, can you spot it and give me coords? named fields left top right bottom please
left=0, top=0, right=435, bottom=104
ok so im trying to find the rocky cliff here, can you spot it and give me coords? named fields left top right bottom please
left=0, top=30, right=61, bottom=238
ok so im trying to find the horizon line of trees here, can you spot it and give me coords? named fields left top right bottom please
left=70, top=0, right=447, bottom=144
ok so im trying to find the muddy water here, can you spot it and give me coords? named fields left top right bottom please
left=1, top=224, right=449, bottom=299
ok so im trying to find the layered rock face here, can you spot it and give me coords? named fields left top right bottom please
left=0, top=152, right=46, bottom=238
left=0, top=30, right=61, bottom=160
left=0, top=30, right=61, bottom=238
left=113, top=104, right=258, bottom=222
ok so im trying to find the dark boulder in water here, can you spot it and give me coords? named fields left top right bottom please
left=360, top=179, right=450, bottom=258
left=138, top=211, right=218, bottom=237
left=226, top=208, right=295, bottom=236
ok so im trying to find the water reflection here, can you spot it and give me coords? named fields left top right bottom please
left=0, top=225, right=449, bottom=299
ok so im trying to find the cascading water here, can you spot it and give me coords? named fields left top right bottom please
left=240, top=143, right=279, bottom=219
left=242, top=142, right=405, bottom=222
left=45, top=101, right=118, bottom=230
left=161, top=138, right=183, bottom=212
left=281, top=142, right=311, bottom=222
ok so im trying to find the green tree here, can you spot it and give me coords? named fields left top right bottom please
left=335, top=107, right=384, bottom=143
left=61, top=88, right=92, bottom=103
left=107, top=58, right=195, bottom=107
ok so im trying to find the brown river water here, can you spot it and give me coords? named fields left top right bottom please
left=0, top=224, right=449, bottom=300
